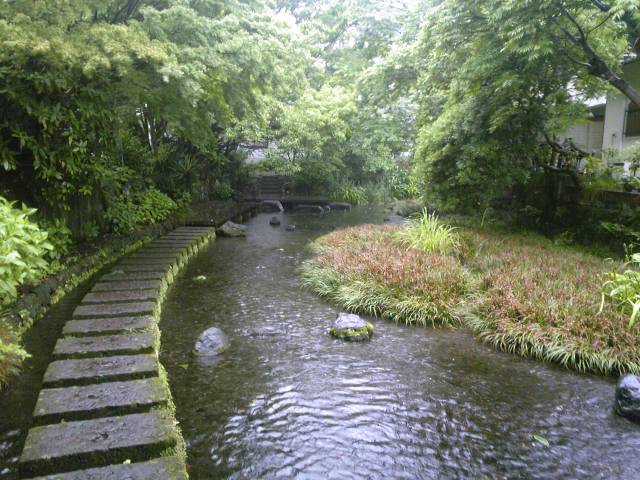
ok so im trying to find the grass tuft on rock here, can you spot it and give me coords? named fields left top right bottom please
left=302, top=222, right=640, bottom=376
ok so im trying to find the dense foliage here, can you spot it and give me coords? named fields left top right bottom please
left=0, top=198, right=53, bottom=305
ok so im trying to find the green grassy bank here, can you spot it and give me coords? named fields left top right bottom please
left=301, top=222, right=638, bottom=376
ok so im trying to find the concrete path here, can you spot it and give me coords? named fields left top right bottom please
left=19, top=227, right=216, bottom=479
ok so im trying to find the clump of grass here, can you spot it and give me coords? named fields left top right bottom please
left=466, top=232, right=639, bottom=375
left=395, top=209, right=460, bottom=255
left=303, top=222, right=640, bottom=376
left=301, top=224, right=470, bottom=327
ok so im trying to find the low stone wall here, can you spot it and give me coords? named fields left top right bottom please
left=18, top=226, right=217, bottom=479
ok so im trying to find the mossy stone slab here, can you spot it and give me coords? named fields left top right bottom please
left=43, top=355, right=158, bottom=387
left=28, top=456, right=187, bottom=480
left=53, top=333, right=155, bottom=359
left=100, top=271, right=166, bottom=282
left=126, top=254, right=182, bottom=262
left=33, top=378, right=168, bottom=424
left=63, top=316, right=154, bottom=337
left=19, top=412, right=178, bottom=477
left=115, top=264, right=172, bottom=273
left=73, top=302, right=156, bottom=319
left=82, top=290, right=160, bottom=304
left=92, top=280, right=162, bottom=292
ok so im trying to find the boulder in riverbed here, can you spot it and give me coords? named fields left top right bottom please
left=295, top=204, right=325, bottom=214
left=286, top=224, right=296, bottom=231
left=217, top=220, right=247, bottom=237
left=329, top=202, right=351, bottom=211
left=615, top=375, right=640, bottom=422
left=194, top=327, right=229, bottom=356
left=262, top=200, right=284, bottom=212
left=329, top=313, right=373, bottom=342
left=269, top=216, right=281, bottom=226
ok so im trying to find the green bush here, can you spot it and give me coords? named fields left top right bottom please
left=330, top=181, right=368, bottom=205
left=40, top=219, right=72, bottom=261
left=0, top=197, right=53, bottom=305
left=395, top=209, right=460, bottom=255
left=601, top=252, right=640, bottom=327
left=211, top=182, right=233, bottom=200
left=105, top=188, right=178, bottom=234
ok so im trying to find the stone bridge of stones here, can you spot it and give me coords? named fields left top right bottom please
left=17, top=226, right=221, bottom=479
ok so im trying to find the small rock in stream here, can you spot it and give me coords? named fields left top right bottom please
left=217, top=220, right=247, bottom=237
left=615, top=374, right=640, bottom=422
left=194, top=327, right=229, bottom=356
left=329, top=313, right=373, bottom=342
left=286, top=224, right=296, bottom=231
left=269, top=216, right=281, bottom=226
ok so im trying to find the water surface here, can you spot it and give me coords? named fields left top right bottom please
left=160, top=208, right=639, bottom=479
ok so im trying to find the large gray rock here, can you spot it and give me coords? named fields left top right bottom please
left=217, top=220, right=247, bottom=237
left=329, top=313, right=373, bottom=342
left=295, top=204, right=325, bottom=213
left=262, top=200, right=284, bottom=212
left=269, top=216, right=281, bottom=226
left=329, top=202, right=352, bottom=211
left=615, top=375, right=640, bottom=422
left=194, top=327, right=229, bottom=356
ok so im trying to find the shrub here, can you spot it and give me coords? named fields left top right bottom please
left=395, top=209, right=460, bottom=254
left=106, top=188, right=178, bottom=233
left=330, top=181, right=368, bottom=205
left=601, top=253, right=640, bottom=327
left=211, top=182, right=233, bottom=201
left=40, top=219, right=72, bottom=260
left=0, top=197, right=53, bottom=305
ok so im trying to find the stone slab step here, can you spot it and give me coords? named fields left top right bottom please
left=43, top=355, right=158, bottom=387
left=119, top=257, right=178, bottom=265
left=53, top=333, right=155, bottom=359
left=92, top=280, right=162, bottom=292
left=19, top=412, right=178, bottom=477
left=63, top=316, right=154, bottom=337
left=73, top=302, right=156, bottom=319
left=29, top=456, right=187, bottom=480
left=111, top=264, right=170, bottom=274
left=82, top=290, right=160, bottom=304
left=125, top=254, right=182, bottom=262
left=147, top=239, right=196, bottom=246
left=33, top=378, right=168, bottom=424
left=100, top=271, right=166, bottom=282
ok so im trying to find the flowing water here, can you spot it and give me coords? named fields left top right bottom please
left=160, top=208, right=640, bottom=480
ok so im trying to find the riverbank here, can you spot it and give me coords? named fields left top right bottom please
left=301, top=222, right=637, bottom=376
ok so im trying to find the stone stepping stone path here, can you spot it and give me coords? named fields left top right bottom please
left=19, top=226, right=216, bottom=479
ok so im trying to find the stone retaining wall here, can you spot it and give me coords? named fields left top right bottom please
left=18, top=226, right=218, bottom=479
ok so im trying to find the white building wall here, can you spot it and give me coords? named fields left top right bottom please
left=602, top=94, right=626, bottom=154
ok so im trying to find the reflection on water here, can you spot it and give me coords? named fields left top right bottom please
left=160, top=208, right=639, bottom=480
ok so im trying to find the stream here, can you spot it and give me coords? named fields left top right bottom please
left=159, top=208, right=640, bottom=480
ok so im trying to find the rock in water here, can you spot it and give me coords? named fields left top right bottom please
left=218, top=220, right=247, bottom=237
left=261, top=200, right=284, bottom=212
left=329, top=313, right=373, bottom=342
left=615, top=375, right=640, bottom=422
left=193, top=275, right=207, bottom=283
left=269, top=216, right=281, bottom=226
left=194, top=327, right=229, bottom=356
left=329, top=202, right=352, bottom=211
left=295, top=204, right=325, bottom=213
left=286, top=224, right=296, bottom=231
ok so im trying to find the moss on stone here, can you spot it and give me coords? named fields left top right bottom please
left=329, top=322, right=374, bottom=341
